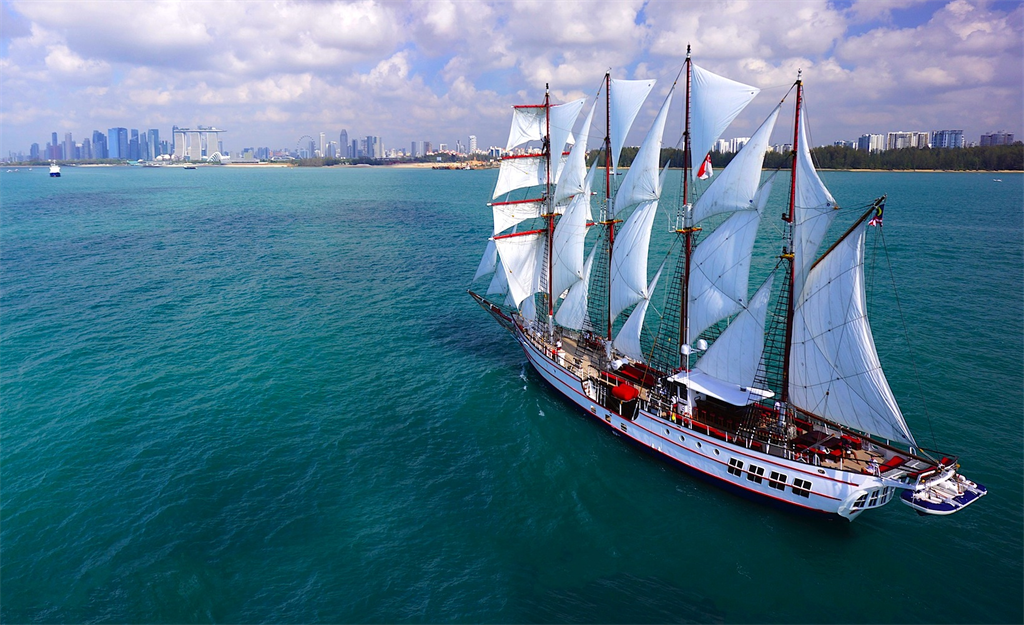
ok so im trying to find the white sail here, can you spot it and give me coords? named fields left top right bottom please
left=614, top=264, right=663, bottom=363
left=609, top=198, right=659, bottom=321
left=792, top=109, right=838, bottom=299
left=691, top=104, right=781, bottom=224
left=487, top=256, right=508, bottom=294
left=549, top=98, right=586, bottom=172
left=493, top=232, right=547, bottom=309
left=610, top=78, right=657, bottom=175
left=554, top=99, right=597, bottom=205
left=551, top=187, right=590, bottom=298
left=614, top=87, right=674, bottom=215
left=474, top=238, right=497, bottom=280
left=491, top=198, right=546, bottom=235
left=555, top=247, right=597, bottom=330
left=687, top=208, right=762, bottom=341
left=506, top=105, right=546, bottom=150
left=689, top=63, right=760, bottom=178
left=694, top=274, right=774, bottom=390
left=492, top=154, right=547, bottom=200
left=790, top=224, right=916, bottom=446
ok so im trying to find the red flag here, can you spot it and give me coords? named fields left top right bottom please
left=697, top=153, right=713, bottom=179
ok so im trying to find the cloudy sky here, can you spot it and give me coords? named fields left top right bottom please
left=1, top=0, right=1021, bottom=156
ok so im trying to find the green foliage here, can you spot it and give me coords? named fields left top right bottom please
left=601, top=143, right=1023, bottom=171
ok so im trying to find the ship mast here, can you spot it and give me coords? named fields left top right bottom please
left=544, top=83, right=555, bottom=336
left=603, top=72, right=614, bottom=341
left=781, top=71, right=802, bottom=404
left=678, top=45, right=694, bottom=369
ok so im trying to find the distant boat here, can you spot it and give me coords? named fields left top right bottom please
left=183, top=164, right=197, bottom=170
left=993, top=178, right=1002, bottom=182
left=49, top=162, right=61, bottom=177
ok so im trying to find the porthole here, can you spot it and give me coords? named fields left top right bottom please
left=696, top=441, right=702, bottom=449
left=679, top=435, right=685, bottom=442
left=713, top=449, right=720, bottom=456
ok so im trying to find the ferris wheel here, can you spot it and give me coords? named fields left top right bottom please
left=296, top=135, right=315, bottom=156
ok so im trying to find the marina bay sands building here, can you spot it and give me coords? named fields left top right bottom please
left=172, top=126, right=226, bottom=160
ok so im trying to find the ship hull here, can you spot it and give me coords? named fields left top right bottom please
left=512, top=325, right=897, bottom=521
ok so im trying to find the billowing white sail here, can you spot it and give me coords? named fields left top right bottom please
left=487, top=256, right=508, bottom=294
left=614, top=87, right=674, bottom=215
left=506, top=105, right=546, bottom=150
left=474, top=238, right=497, bottom=280
left=491, top=198, right=546, bottom=235
left=610, top=199, right=659, bottom=320
left=555, top=247, right=597, bottom=330
left=687, top=208, right=762, bottom=341
left=691, top=104, right=781, bottom=224
left=492, top=154, right=547, bottom=199
left=689, top=63, right=760, bottom=178
left=694, top=274, right=774, bottom=390
left=614, top=264, right=663, bottom=363
left=551, top=187, right=590, bottom=298
left=792, top=109, right=838, bottom=299
left=554, top=99, right=597, bottom=205
left=493, top=232, right=547, bottom=309
left=610, top=78, right=656, bottom=175
left=549, top=99, right=586, bottom=171
left=790, top=224, right=916, bottom=446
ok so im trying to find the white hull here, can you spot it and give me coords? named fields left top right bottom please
left=514, top=326, right=900, bottom=521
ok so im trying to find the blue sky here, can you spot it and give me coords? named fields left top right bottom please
left=1, top=0, right=1021, bottom=156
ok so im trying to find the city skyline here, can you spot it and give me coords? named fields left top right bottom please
left=1, top=0, right=1021, bottom=157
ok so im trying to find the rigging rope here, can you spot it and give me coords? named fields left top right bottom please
left=877, top=227, right=940, bottom=454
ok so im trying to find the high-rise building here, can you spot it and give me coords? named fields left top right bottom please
left=411, top=141, right=419, bottom=157
left=980, top=131, right=1014, bottom=146
left=469, top=135, right=477, bottom=153
left=92, top=131, right=107, bottom=159
left=319, top=132, right=326, bottom=157
left=857, top=133, right=885, bottom=153
left=106, top=127, right=128, bottom=159
left=351, top=139, right=359, bottom=159
left=81, top=138, right=92, bottom=160
left=30, top=143, right=40, bottom=161
left=423, top=141, right=432, bottom=155
left=931, top=130, right=963, bottom=149
left=63, top=133, right=74, bottom=161
left=340, top=130, right=349, bottom=158
left=147, top=129, right=160, bottom=159
left=886, top=131, right=929, bottom=150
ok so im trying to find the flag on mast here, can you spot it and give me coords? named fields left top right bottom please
left=697, top=153, right=713, bottom=179
left=868, top=200, right=885, bottom=226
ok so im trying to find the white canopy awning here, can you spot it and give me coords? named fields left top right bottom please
left=666, top=369, right=773, bottom=406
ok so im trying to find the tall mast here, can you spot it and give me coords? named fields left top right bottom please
left=781, top=71, right=802, bottom=404
left=545, top=83, right=555, bottom=333
left=678, top=45, right=695, bottom=369
left=604, top=72, right=614, bottom=341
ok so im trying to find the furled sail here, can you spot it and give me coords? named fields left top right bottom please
left=789, top=224, right=916, bottom=446
left=694, top=274, right=774, bottom=390
left=554, top=99, right=597, bottom=205
left=691, top=104, right=781, bottom=224
left=687, top=174, right=775, bottom=341
left=689, top=63, right=760, bottom=178
left=614, top=87, right=674, bottom=215
left=491, top=198, right=546, bottom=235
left=792, top=109, right=838, bottom=299
left=493, top=232, right=547, bottom=309
left=614, top=264, right=664, bottom=363
left=610, top=78, right=657, bottom=175
left=555, top=248, right=597, bottom=330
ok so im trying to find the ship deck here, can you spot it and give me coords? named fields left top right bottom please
left=523, top=324, right=918, bottom=480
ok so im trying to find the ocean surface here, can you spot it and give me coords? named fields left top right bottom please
left=1, top=165, right=1021, bottom=624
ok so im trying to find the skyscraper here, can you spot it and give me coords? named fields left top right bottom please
left=129, top=129, right=140, bottom=161
left=148, top=129, right=160, bottom=159
left=340, top=129, right=349, bottom=158
left=469, top=135, right=477, bottom=153
left=92, top=130, right=108, bottom=159
left=931, top=130, right=964, bottom=149
left=64, top=132, right=74, bottom=161
left=108, top=127, right=128, bottom=159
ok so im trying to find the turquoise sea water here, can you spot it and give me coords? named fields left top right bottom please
left=1, top=166, right=1021, bottom=623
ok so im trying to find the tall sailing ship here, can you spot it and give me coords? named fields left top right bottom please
left=468, top=49, right=986, bottom=520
